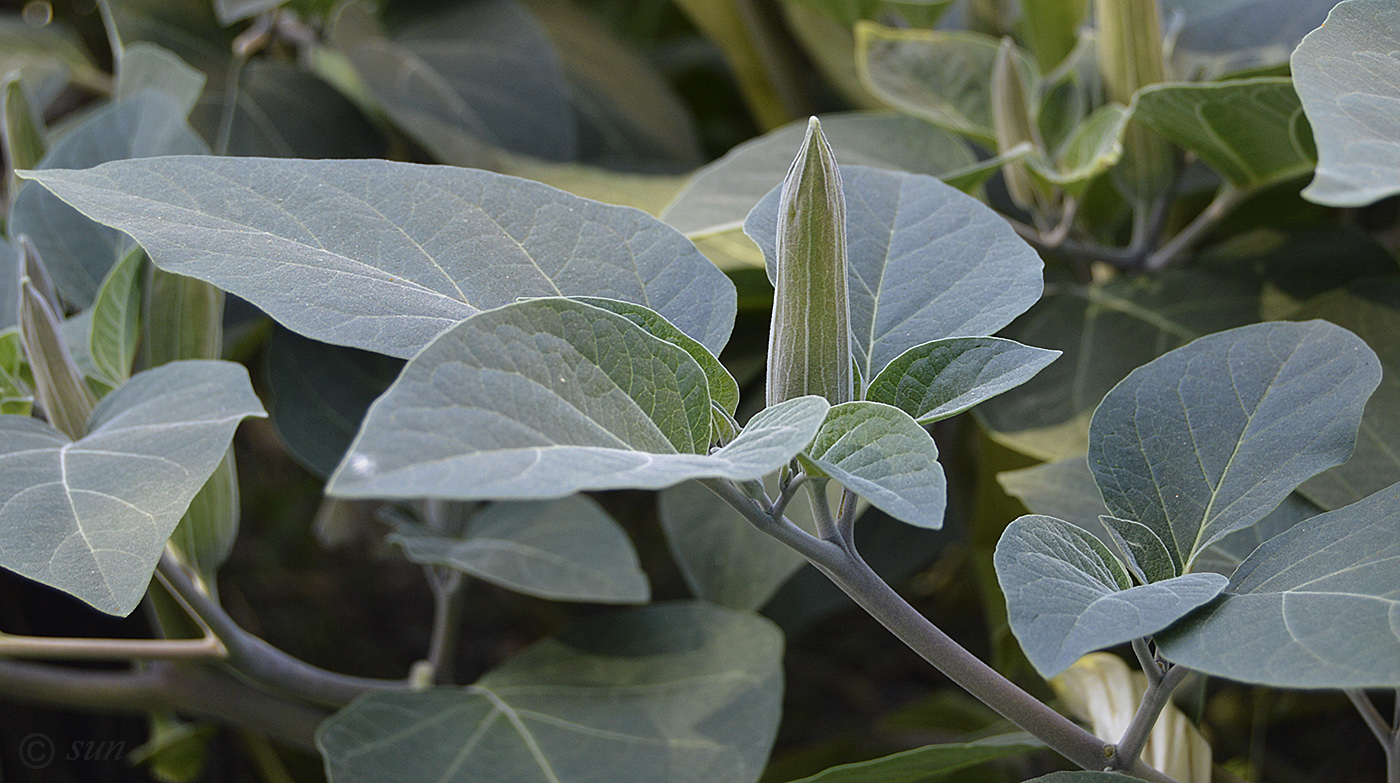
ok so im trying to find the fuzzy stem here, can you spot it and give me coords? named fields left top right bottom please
left=1133, top=638, right=1162, bottom=687
left=1116, top=663, right=1191, bottom=769
left=426, top=568, right=467, bottom=685
left=0, top=633, right=223, bottom=661
left=1143, top=185, right=1244, bottom=270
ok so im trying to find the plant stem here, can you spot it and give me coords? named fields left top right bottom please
left=1007, top=218, right=1143, bottom=270
left=835, top=487, right=858, bottom=549
left=0, top=633, right=224, bottom=661
left=1142, top=185, right=1244, bottom=270
left=1116, top=663, right=1191, bottom=769
left=772, top=471, right=807, bottom=519
left=1133, top=637, right=1162, bottom=687
left=1347, top=689, right=1400, bottom=783
left=158, top=551, right=406, bottom=707
left=807, top=478, right=839, bottom=541
left=426, top=568, right=467, bottom=685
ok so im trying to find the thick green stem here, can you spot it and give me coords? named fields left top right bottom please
left=426, top=568, right=467, bottom=685
left=1115, top=663, right=1191, bottom=769
left=0, top=633, right=223, bottom=661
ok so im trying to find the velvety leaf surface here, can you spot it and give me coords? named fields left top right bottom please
left=0, top=360, right=264, bottom=615
left=1132, top=78, right=1315, bottom=189
left=995, top=515, right=1227, bottom=678
left=9, top=92, right=207, bottom=307
left=866, top=337, right=1059, bottom=424
left=317, top=602, right=783, bottom=783
left=1158, top=480, right=1400, bottom=687
left=389, top=495, right=649, bottom=603
left=22, top=156, right=735, bottom=358
left=788, top=734, right=1040, bottom=783
left=328, top=299, right=827, bottom=500
left=1089, top=320, right=1381, bottom=574
left=746, top=165, right=1043, bottom=383
left=800, top=402, right=945, bottom=528
left=1293, top=0, right=1400, bottom=206
left=115, top=43, right=204, bottom=115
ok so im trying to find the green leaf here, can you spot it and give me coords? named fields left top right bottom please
left=329, top=0, right=573, bottom=164
left=1089, top=320, right=1382, bottom=576
left=0, top=360, right=265, bottom=615
left=1165, top=0, right=1339, bottom=79
left=167, top=449, right=239, bottom=580
left=976, top=270, right=1261, bottom=460
left=995, top=515, right=1228, bottom=678
left=266, top=328, right=403, bottom=479
left=1293, top=0, right=1400, bottom=206
left=1131, top=78, right=1316, bottom=190
left=317, top=602, right=784, bottom=783
left=116, top=43, right=205, bottom=115
left=658, top=479, right=807, bottom=611
left=21, top=155, right=736, bottom=359
left=1292, top=278, right=1400, bottom=509
left=0, top=16, right=101, bottom=100
left=747, top=165, right=1044, bottom=384
left=8, top=92, right=207, bottom=308
left=672, top=0, right=802, bottom=131
left=328, top=299, right=827, bottom=500
left=800, top=401, right=945, bottom=528
left=388, top=496, right=649, bottom=604
left=88, top=246, right=144, bottom=386
left=213, top=0, right=284, bottom=25
left=1019, top=0, right=1088, bottom=71
left=19, top=248, right=95, bottom=439
left=787, top=733, right=1041, bottom=783
left=866, top=337, right=1060, bottom=424
left=1029, top=103, right=1129, bottom=196
left=3, top=74, right=46, bottom=179
left=856, top=22, right=1035, bottom=146
left=0, top=240, right=17, bottom=331
left=1191, top=493, right=1319, bottom=577
left=1157, top=480, right=1400, bottom=688
left=0, top=328, right=32, bottom=416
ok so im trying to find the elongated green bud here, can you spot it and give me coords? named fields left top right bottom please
left=17, top=239, right=96, bottom=440
left=991, top=37, right=1044, bottom=210
left=767, top=117, right=852, bottom=408
left=1095, top=0, right=1173, bottom=199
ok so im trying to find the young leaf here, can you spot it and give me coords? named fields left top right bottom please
left=1157, top=479, right=1400, bottom=688
left=800, top=402, right=945, bottom=529
left=328, top=299, right=828, bottom=501
left=1089, top=320, right=1382, bottom=575
left=746, top=165, right=1044, bottom=385
left=88, top=246, right=145, bottom=386
left=787, top=733, right=1040, bottom=783
left=1028, top=103, right=1130, bottom=196
left=994, top=515, right=1227, bottom=678
left=1292, top=0, right=1400, bottom=206
left=766, top=117, right=853, bottom=407
left=1131, top=78, right=1316, bottom=190
left=0, top=360, right=265, bottom=615
left=317, top=602, right=784, bottom=783
left=866, top=337, right=1060, bottom=424
left=2, top=74, right=45, bottom=181
left=22, top=156, right=736, bottom=359
left=19, top=248, right=95, bottom=440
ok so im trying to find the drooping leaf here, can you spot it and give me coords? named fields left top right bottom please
left=328, top=299, right=827, bottom=501
left=1090, top=320, right=1381, bottom=576
left=88, top=246, right=144, bottom=386
left=787, top=733, right=1041, bottom=783
left=976, top=270, right=1261, bottom=460
left=0, top=360, right=265, bottom=615
left=747, top=165, right=1044, bottom=384
left=1157, top=480, right=1400, bottom=688
left=1292, top=278, right=1400, bottom=509
left=1029, top=103, right=1129, bottom=195
left=1131, top=78, right=1316, bottom=190
left=389, top=495, right=649, bottom=604
left=867, top=337, right=1060, bottom=424
left=317, top=602, right=784, bottom=783
left=799, top=402, right=946, bottom=529
left=1292, top=0, right=1400, bottom=206
left=116, top=42, right=206, bottom=115
left=995, top=515, right=1227, bottom=678
left=22, top=155, right=736, bottom=358
left=8, top=92, right=208, bottom=308
left=329, top=0, right=573, bottom=165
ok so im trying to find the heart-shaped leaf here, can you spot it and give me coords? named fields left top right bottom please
left=1089, top=320, right=1381, bottom=575
left=866, top=337, right=1060, bottom=424
left=0, top=360, right=265, bottom=615
left=21, top=156, right=736, bottom=359
left=1157, top=480, right=1400, bottom=688
left=317, top=602, right=784, bottom=783
left=328, top=298, right=827, bottom=501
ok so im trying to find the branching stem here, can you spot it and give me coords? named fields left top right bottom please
left=1133, top=637, right=1162, bottom=687
left=0, top=633, right=223, bottom=661
left=1347, top=689, right=1400, bottom=783
left=1142, top=185, right=1244, bottom=270
left=1116, top=663, right=1191, bottom=768
left=426, top=568, right=467, bottom=685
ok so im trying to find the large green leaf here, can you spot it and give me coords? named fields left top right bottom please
left=21, top=156, right=736, bottom=359
left=0, top=360, right=265, bottom=615
left=995, top=515, right=1227, bottom=678
left=800, top=402, right=945, bottom=529
left=746, top=165, right=1044, bottom=384
left=388, top=496, right=649, bottom=604
left=1157, top=480, right=1400, bottom=688
left=1292, top=279, right=1400, bottom=509
left=1089, top=320, right=1381, bottom=576
left=976, top=270, right=1261, bottom=460
left=1131, top=78, right=1316, bottom=190
left=1293, top=0, right=1400, bottom=206
left=866, top=337, right=1060, bottom=424
left=788, top=733, right=1040, bottom=783
left=8, top=92, right=207, bottom=308
left=1164, top=0, right=1340, bottom=78
left=330, top=0, right=573, bottom=164
left=317, top=602, right=783, bottom=783
left=328, top=299, right=827, bottom=500
left=116, top=43, right=205, bottom=115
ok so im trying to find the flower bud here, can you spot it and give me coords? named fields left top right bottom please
left=1095, top=0, right=1173, bottom=199
left=767, top=117, right=853, bottom=408
left=991, top=37, right=1045, bottom=210
left=17, top=238, right=95, bottom=440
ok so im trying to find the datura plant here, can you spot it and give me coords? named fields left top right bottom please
left=2, top=1, right=1400, bottom=782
